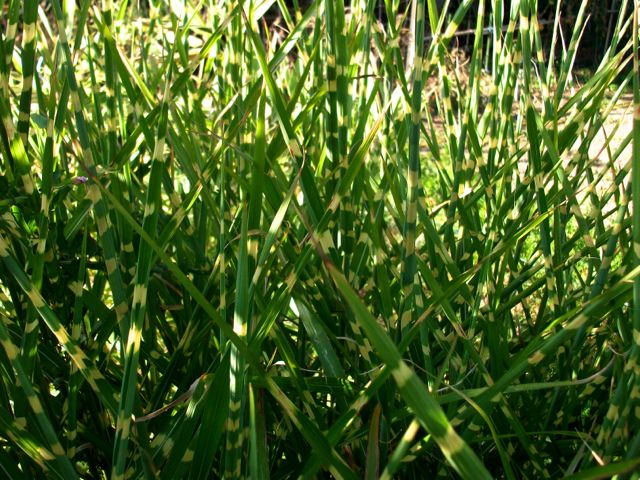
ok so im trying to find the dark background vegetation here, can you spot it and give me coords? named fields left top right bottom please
left=273, top=0, right=623, bottom=67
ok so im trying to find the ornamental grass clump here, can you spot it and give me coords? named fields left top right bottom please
left=0, top=0, right=639, bottom=478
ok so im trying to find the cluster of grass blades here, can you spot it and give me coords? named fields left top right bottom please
left=0, top=0, right=639, bottom=478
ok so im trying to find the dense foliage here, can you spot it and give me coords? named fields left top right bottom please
left=0, top=0, right=639, bottom=478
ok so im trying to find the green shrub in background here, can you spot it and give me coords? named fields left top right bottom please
left=0, top=0, right=638, bottom=478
